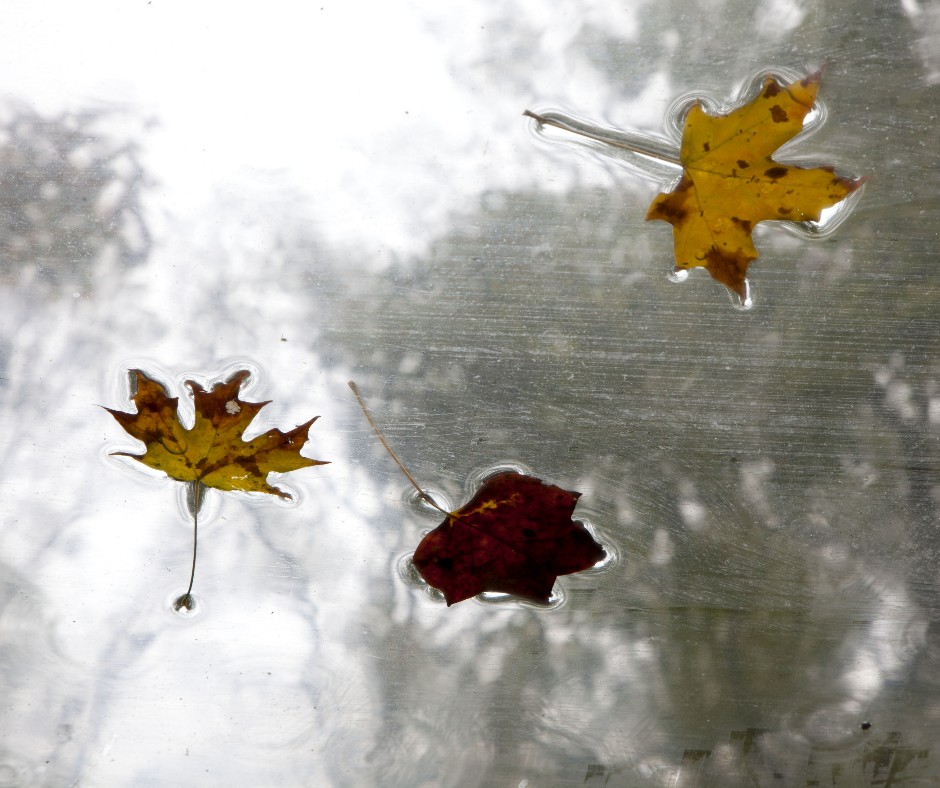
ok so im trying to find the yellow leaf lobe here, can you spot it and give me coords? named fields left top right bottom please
left=105, top=369, right=327, bottom=498
left=646, top=69, right=864, bottom=298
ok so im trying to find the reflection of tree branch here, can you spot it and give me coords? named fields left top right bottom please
left=315, top=176, right=933, bottom=774
left=0, top=99, right=153, bottom=291
left=0, top=98, right=154, bottom=483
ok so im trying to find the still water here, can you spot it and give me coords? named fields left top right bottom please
left=1, top=1, right=939, bottom=785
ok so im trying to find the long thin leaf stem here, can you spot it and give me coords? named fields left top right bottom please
left=523, top=109, right=681, bottom=166
left=175, top=482, right=203, bottom=611
left=185, top=500, right=198, bottom=597
left=348, top=381, right=450, bottom=516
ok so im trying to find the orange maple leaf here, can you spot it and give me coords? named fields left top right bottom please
left=646, top=69, right=865, bottom=298
left=105, top=369, right=327, bottom=499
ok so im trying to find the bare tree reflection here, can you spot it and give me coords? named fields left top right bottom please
left=0, top=98, right=151, bottom=293
left=319, top=170, right=937, bottom=782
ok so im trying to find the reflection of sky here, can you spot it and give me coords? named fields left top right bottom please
left=1, top=0, right=939, bottom=785
left=0, top=0, right=642, bottom=259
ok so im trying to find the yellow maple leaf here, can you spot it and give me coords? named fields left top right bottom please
left=646, top=69, right=865, bottom=298
left=105, top=369, right=327, bottom=498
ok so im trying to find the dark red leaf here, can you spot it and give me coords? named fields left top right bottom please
left=412, top=471, right=606, bottom=606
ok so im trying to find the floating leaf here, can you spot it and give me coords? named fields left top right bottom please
left=104, top=368, right=327, bottom=607
left=349, top=382, right=605, bottom=606
left=105, top=369, right=327, bottom=498
left=646, top=69, right=865, bottom=298
left=525, top=68, right=866, bottom=300
left=412, top=471, right=605, bottom=606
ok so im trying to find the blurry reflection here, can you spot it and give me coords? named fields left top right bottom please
left=321, top=173, right=937, bottom=782
left=0, top=99, right=150, bottom=292
left=0, top=0, right=938, bottom=784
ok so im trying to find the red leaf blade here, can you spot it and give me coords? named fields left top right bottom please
left=412, top=471, right=606, bottom=606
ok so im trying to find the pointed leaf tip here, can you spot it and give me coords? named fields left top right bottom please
left=105, top=368, right=328, bottom=495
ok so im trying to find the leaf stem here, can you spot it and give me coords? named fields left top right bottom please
left=185, top=497, right=198, bottom=597
left=348, top=381, right=450, bottom=516
left=174, top=481, right=204, bottom=611
left=523, top=109, right=681, bottom=166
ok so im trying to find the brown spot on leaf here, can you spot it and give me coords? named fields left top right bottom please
left=762, top=80, right=782, bottom=98
left=731, top=217, right=753, bottom=233
left=653, top=202, right=686, bottom=223
left=704, top=246, right=751, bottom=300
left=104, top=369, right=327, bottom=498
left=646, top=176, right=693, bottom=223
left=642, top=69, right=866, bottom=296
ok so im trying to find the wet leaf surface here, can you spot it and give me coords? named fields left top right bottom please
left=105, top=369, right=327, bottom=498
left=412, top=471, right=606, bottom=606
left=646, top=69, right=865, bottom=298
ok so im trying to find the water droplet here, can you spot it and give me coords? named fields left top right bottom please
left=667, top=268, right=690, bottom=283
left=783, top=701, right=874, bottom=755
left=729, top=279, right=754, bottom=311
left=803, top=705, right=867, bottom=748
